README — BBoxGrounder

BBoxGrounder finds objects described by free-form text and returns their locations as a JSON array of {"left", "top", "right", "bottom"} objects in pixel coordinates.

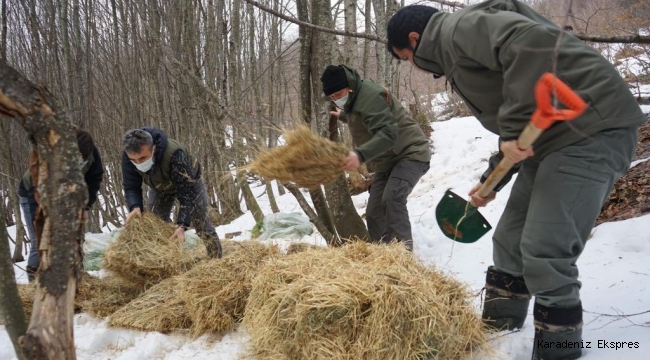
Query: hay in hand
[
  {"left": 178, "top": 242, "right": 280, "bottom": 337},
  {"left": 108, "top": 277, "right": 190, "bottom": 333},
  {"left": 244, "top": 242, "right": 488, "bottom": 360},
  {"left": 103, "top": 213, "right": 205, "bottom": 286},
  {"left": 248, "top": 125, "right": 350, "bottom": 189}
]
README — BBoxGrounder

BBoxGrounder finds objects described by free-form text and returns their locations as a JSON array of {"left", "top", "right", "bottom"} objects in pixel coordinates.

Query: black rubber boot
[
  {"left": 26, "top": 265, "right": 38, "bottom": 283},
  {"left": 206, "top": 238, "right": 223, "bottom": 259},
  {"left": 482, "top": 266, "right": 531, "bottom": 331},
  {"left": 532, "top": 302, "right": 583, "bottom": 360}
]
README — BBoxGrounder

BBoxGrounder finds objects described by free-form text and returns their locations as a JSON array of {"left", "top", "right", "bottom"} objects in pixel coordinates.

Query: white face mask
[
  {"left": 333, "top": 95, "right": 349, "bottom": 109},
  {"left": 131, "top": 146, "right": 155, "bottom": 172}
]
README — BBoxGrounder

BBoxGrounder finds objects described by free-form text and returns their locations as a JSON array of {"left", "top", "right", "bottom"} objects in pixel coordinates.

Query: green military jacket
[
  {"left": 339, "top": 66, "right": 431, "bottom": 173},
  {"left": 413, "top": 0, "right": 645, "bottom": 162}
]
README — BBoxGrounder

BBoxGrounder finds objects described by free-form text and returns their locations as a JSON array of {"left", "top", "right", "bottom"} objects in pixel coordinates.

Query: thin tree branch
[
  {"left": 244, "top": 0, "right": 386, "bottom": 43},
  {"left": 572, "top": 33, "right": 650, "bottom": 44},
  {"left": 282, "top": 182, "right": 339, "bottom": 246},
  {"left": 422, "top": 0, "right": 465, "bottom": 8}
]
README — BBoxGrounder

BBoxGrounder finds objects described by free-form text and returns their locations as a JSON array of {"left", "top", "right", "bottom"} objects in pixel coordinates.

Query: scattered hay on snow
[
  {"left": 244, "top": 242, "right": 488, "bottom": 360},
  {"left": 248, "top": 125, "right": 350, "bottom": 189},
  {"left": 13, "top": 274, "right": 142, "bottom": 321},
  {"left": 108, "top": 241, "right": 279, "bottom": 336}
]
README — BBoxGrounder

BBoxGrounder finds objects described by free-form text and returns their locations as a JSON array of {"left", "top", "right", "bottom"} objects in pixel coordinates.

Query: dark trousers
[
  {"left": 366, "top": 159, "right": 429, "bottom": 250},
  {"left": 147, "top": 181, "right": 221, "bottom": 255},
  {"left": 492, "top": 127, "right": 638, "bottom": 307},
  {"left": 21, "top": 195, "right": 39, "bottom": 269}
]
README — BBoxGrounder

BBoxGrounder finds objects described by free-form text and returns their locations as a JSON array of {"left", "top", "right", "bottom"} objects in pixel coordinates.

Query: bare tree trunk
[
  {"left": 296, "top": 0, "right": 336, "bottom": 237},
  {"left": 362, "top": 0, "right": 372, "bottom": 77},
  {"left": 72, "top": 0, "right": 86, "bottom": 127},
  {"left": 296, "top": 0, "right": 313, "bottom": 124},
  {"left": 344, "top": 0, "right": 357, "bottom": 68},
  {"left": 8, "top": 194, "right": 24, "bottom": 262},
  {"left": 0, "top": 190, "right": 28, "bottom": 359},
  {"left": 235, "top": 130, "right": 264, "bottom": 223},
  {"left": 325, "top": 109, "right": 369, "bottom": 241},
  {"left": 0, "top": 121, "right": 26, "bottom": 262},
  {"left": 265, "top": 180, "right": 280, "bottom": 213},
  {"left": 1, "top": 0, "right": 6, "bottom": 60},
  {"left": 284, "top": 183, "right": 337, "bottom": 245},
  {"left": 372, "top": 0, "right": 388, "bottom": 84},
  {"left": 0, "top": 62, "right": 85, "bottom": 360}
]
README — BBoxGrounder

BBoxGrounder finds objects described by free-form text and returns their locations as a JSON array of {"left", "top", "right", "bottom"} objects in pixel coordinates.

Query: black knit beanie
[{"left": 321, "top": 65, "right": 349, "bottom": 96}]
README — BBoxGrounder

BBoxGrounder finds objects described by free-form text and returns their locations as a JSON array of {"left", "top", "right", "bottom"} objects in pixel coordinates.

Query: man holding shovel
[
  {"left": 387, "top": 1, "right": 645, "bottom": 359},
  {"left": 320, "top": 65, "right": 431, "bottom": 251}
]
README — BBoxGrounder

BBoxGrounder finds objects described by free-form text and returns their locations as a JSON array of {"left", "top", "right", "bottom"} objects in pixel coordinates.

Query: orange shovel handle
[{"left": 477, "top": 73, "right": 587, "bottom": 198}]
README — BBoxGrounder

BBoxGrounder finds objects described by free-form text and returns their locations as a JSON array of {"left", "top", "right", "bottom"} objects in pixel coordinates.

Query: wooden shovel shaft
[
  {"left": 475, "top": 72, "right": 587, "bottom": 199},
  {"left": 477, "top": 123, "right": 543, "bottom": 198}
]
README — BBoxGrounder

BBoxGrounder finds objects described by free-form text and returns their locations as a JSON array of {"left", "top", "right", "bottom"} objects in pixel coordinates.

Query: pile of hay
[
  {"left": 244, "top": 242, "right": 487, "bottom": 360},
  {"left": 178, "top": 243, "right": 280, "bottom": 337},
  {"left": 14, "top": 274, "right": 142, "bottom": 320},
  {"left": 108, "top": 242, "right": 279, "bottom": 336},
  {"left": 16, "top": 283, "right": 36, "bottom": 320},
  {"left": 77, "top": 276, "right": 143, "bottom": 318},
  {"left": 286, "top": 242, "right": 322, "bottom": 254},
  {"left": 108, "top": 276, "right": 190, "bottom": 333},
  {"left": 103, "top": 213, "right": 206, "bottom": 286},
  {"left": 248, "top": 125, "right": 350, "bottom": 189}
]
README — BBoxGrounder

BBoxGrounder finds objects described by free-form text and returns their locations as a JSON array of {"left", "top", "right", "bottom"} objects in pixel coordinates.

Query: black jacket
[{"left": 122, "top": 127, "right": 202, "bottom": 227}]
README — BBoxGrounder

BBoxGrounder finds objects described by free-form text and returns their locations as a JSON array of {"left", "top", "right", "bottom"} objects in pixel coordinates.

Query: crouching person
[{"left": 121, "top": 127, "right": 222, "bottom": 258}]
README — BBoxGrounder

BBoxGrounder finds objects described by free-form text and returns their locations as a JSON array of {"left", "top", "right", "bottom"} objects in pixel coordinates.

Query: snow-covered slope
[{"left": 2, "top": 116, "right": 649, "bottom": 360}]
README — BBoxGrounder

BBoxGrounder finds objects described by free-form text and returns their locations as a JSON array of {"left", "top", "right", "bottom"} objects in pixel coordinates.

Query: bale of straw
[
  {"left": 108, "top": 276, "right": 191, "bottom": 333},
  {"left": 248, "top": 125, "right": 350, "bottom": 189},
  {"left": 103, "top": 213, "right": 205, "bottom": 286},
  {"left": 178, "top": 242, "right": 280, "bottom": 337},
  {"left": 243, "top": 242, "right": 488, "bottom": 360}
]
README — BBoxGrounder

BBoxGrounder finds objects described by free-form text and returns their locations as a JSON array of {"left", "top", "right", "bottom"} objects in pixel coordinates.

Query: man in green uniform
[
  {"left": 386, "top": 1, "right": 645, "bottom": 359},
  {"left": 321, "top": 65, "right": 431, "bottom": 251}
]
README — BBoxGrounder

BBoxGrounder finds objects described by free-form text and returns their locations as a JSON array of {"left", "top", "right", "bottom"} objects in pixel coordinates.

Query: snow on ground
[{"left": 2, "top": 116, "right": 650, "bottom": 359}]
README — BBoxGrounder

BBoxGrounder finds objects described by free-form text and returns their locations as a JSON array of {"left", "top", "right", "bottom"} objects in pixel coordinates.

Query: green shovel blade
[{"left": 435, "top": 189, "right": 492, "bottom": 243}]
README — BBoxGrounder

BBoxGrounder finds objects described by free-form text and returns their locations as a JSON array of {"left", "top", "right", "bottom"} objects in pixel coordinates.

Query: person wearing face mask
[
  {"left": 320, "top": 65, "right": 431, "bottom": 251},
  {"left": 386, "top": 2, "right": 645, "bottom": 359},
  {"left": 121, "top": 127, "right": 222, "bottom": 259},
  {"left": 19, "top": 129, "right": 104, "bottom": 281}
]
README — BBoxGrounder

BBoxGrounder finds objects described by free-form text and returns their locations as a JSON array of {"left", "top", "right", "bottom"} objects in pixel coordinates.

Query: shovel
[{"left": 435, "top": 72, "right": 588, "bottom": 243}]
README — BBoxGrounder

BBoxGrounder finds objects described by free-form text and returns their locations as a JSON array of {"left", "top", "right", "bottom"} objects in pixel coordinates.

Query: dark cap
[{"left": 321, "top": 65, "right": 349, "bottom": 96}]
